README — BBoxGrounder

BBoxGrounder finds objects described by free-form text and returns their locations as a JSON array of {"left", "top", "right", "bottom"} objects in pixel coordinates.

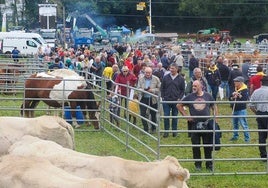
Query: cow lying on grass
[
  {"left": 9, "top": 135, "right": 190, "bottom": 188},
  {"left": 0, "top": 155, "right": 125, "bottom": 188},
  {"left": 0, "top": 116, "right": 74, "bottom": 156}
]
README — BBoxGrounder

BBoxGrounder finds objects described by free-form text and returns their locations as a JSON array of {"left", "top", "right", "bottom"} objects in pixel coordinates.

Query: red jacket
[
  {"left": 124, "top": 58, "right": 134, "bottom": 72},
  {"left": 115, "top": 72, "right": 137, "bottom": 96},
  {"left": 250, "top": 73, "right": 264, "bottom": 93}
]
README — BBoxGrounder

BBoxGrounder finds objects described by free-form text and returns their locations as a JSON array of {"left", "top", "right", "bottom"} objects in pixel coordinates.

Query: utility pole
[
  {"left": 63, "top": 5, "right": 66, "bottom": 48},
  {"left": 148, "top": 0, "right": 152, "bottom": 34},
  {"left": 137, "top": 1, "right": 152, "bottom": 34}
]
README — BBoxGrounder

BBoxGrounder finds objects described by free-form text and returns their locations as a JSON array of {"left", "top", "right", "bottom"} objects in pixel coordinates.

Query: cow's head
[{"left": 165, "top": 156, "right": 190, "bottom": 188}]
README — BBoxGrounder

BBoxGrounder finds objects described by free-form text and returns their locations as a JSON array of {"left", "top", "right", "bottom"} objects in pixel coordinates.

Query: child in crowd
[
  {"left": 128, "top": 93, "right": 139, "bottom": 125},
  {"left": 108, "top": 92, "right": 120, "bottom": 127}
]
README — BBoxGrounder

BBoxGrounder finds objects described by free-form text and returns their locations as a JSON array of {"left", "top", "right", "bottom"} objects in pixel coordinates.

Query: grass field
[
  {"left": 73, "top": 99, "right": 268, "bottom": 187},
  {"left": 75, "top": 129, "right": 267, "bottom": 188},
  {"left": 1, "top": 65, "right": 268, "bottom": 187}
]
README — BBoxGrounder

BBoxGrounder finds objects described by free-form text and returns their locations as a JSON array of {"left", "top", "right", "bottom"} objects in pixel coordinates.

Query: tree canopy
[{"left": 5, "top": 0, "right": 268, "bottom": 36}]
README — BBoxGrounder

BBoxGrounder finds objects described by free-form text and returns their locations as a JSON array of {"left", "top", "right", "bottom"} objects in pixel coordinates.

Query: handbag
[{"left": 195, "top": 121, "right": 209, "bottom": 130}]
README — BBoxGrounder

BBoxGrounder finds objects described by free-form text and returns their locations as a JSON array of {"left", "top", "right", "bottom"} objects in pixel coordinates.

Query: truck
[
  {"left": 73, "top": 27, "right": 94, "bottom": 48},
  {"left": 0, "top": 32, "right": 47, "bottom": 55},
  {"left": 196, "top": 28, "right": 219, "bottom": 42},
  {"left": 39, "top": 29, "right": 57, "bottom": 48},
  {"left": 196, "top": 28, "right": 232, "bottom": 43},
  {"left": 253, "top": 33, "right": 268, "bottom": 44}
]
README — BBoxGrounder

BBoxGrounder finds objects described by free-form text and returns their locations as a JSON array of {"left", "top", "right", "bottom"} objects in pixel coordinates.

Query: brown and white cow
[
  {"left": 0, "top": 116, "right": 74, "bottom": 156},
  {"left": 9, "top": 136, "right": 190, "bottom": 188},
  {"left": 21, "top": 69, "right": 100, "bottom": 129},
  {"left": 0, "top": 155, "right": 125, "bottom": 188}
]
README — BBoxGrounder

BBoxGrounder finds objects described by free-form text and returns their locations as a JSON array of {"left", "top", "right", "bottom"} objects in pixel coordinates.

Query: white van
[{"left": 0, "top": 32, "right": 47, "bottom": 55}]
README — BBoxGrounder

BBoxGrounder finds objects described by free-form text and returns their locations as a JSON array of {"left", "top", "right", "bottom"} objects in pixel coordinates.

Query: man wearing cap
[
  {"left": 249, "top": 76, "right": 268, "bottom": 161},
  {"left": 229, "top": 76, "right": 250, "bottom": 142},
  {"left": 228, "top": 64, "right": 243, "bottom": 96}
]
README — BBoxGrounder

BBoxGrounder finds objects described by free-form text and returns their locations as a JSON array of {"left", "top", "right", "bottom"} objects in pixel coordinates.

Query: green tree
[
  {"left": 24, "top": 0, "right": 42, "bottom": 28},
  {"left": 17, "top": 0, "right": 268, "bottom": 36},
  {"left": 178, "top": 0, "right": 268, "bottom": 35}
]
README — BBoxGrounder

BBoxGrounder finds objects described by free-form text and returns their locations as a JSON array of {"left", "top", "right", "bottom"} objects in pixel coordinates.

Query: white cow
[
  {"left": 9, "top": 136, "right": 190, "bottom": 188},
  {"left": 0, "top": 116, "right": 74, "bottom": 156},
  {"left": 0, "top": 155, "right": 125, "bottom": 188}
]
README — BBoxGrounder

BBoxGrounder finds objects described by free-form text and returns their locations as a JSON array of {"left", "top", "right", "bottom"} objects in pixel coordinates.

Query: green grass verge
[
  {"left": 74, "top": 129, "right": 267, "bottom": 188},
  {"left": 1, "top": 78, "right": 268, "bottom": 188}
]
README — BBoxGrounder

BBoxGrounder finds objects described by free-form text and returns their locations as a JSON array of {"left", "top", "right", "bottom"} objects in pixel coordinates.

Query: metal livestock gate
[{"left": 0, "top": 58, "right": 267, "bottom": 176}]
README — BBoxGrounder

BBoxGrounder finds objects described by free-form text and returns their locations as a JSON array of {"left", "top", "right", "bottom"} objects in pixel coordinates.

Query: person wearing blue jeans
[
  {"left": 232, "top": 109, "right": 250, "bottom": 142},
  {"left": 137, "top": 67, "right": 161, "bottom": 133},
  {"left": 229, "top": 76, "right": 250, "bottom": 142},
  {"left": 162, "top": 102, "right": 179, "bottom": 137},
  {"left": 161, "top": 63, "right": 185, "bottom": 138},
  {"left": 220, "top": 80, "right": 230, "bottom": 98},
  {"left": 217, "top": 57, "right": 230, "bottom": 99}
]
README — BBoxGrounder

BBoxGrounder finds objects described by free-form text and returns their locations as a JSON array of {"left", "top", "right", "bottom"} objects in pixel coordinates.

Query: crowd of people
[{"left": 37, "top": 42, "right": 267, "bottom": 171}]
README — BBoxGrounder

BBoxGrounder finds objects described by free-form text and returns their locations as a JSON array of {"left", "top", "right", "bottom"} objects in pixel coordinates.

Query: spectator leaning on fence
[
  {"left": 114, "top": 66, "right": 137, "bottom": 118},
  {"left": 137, "top": 66, "right": 161, "bottom": 133},
  {"left": 184, "top": 67, "right": 210, "bottom": 137},
  {"left": 249, "top": 75, "right": 268, "bottom": 162},
  {"left": 177, "top": 80, "right": 218, "bottom": 172},
  {"left": 11, "top": 47, "right": 20, "bottom": 62},
  {"left": 161, "top": 63, "right": 185, "bottom": 138},
  {"left": 229, "top": 76, "right": 250, "bottom": 143}
]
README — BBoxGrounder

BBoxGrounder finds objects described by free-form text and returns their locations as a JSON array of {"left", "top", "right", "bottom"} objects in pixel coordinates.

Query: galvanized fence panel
[
  {"left": 97, "top": 78, "right": 268, "bottom": 175},
  {"left": 0, "top": 57, "right": 267, "bottom": 176}
]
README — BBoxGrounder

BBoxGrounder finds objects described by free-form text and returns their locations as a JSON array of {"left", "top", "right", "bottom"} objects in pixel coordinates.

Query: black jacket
[
  {"left": 161, "top": 74, "right": 185, "bottom": 101},
  {"left": 217, "top": 63, "right": 230, "bottom": 81}
]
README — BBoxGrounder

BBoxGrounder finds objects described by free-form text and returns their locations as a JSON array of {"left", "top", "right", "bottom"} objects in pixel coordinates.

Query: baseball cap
[{"left": 233, "top": 76, "right": 244, "bottom": 82}]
